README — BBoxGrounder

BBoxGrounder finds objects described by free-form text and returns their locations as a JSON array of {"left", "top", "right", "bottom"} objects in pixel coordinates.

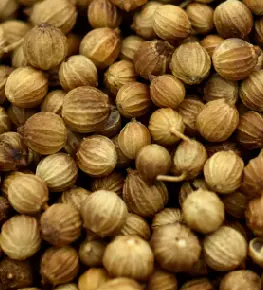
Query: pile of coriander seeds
[{"left": 0, "top": 0, "right": 263, "bottom": 289}]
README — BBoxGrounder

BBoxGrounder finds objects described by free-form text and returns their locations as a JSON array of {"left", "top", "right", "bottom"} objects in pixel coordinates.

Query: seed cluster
[{"left": 0, "top": 0, "right": 263, "bottom": 290}]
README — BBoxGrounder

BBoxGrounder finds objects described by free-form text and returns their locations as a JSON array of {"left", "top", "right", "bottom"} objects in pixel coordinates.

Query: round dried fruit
[
  {"left": 41, "top": 203, "right": 82, "bottom": 246},
  {"left": 61, "top": 86, "right": 110, "bottom": 133},
  {"left": 23, "top": 23, "right": 68, "bottom": 70},
  {"left": 196, "top": 99, "right": 239, "bottom": 142},
  {"left": 118, "top": 120, "right": 151, "bottom": 160},
  {"left": 212, "top": 38, "right": 259, "bottom": 80},
  {"left": 77, "top": 135, "right": 117, "bottom": 177},
  {"left": 204, "top": 226, "right": 247, "bottom": 271},
  {"left": 41, "top": 246, "right": 79, "bottom": 286},
  {"left": 80, "top": 28, "right": 121, "bottom": 69},
  {"left": 123, "top": 169, "right": 168, "bottom": 218},
  {"left": 36, "top": 153, "right": 78, "bottom": 192},
  {"left": 103, "top": 236, "right": 154, "bottom": 280},
  {"left": 116, "top": 82, "right": 152, "bottom": 118},
  {"left": 204, "top": 150, "right": 244, "bottom": 194},
  {"left": 5, "top": 66, "right": 48, "bottom": 108},
  {"left": 0, "top": 215, "right": 41, "bottom": 260},
  {"left": 150, "top": 75, "right": 185, "bottom": 109},
  {"left": 151, "top": 223, "right": 201, "bottom": 272},
  {"left": 81, "top": 190, "right": 128, "bottom": 237},
  {"left": 59, "top": 55, "right": 98, "bottom": 91},
  {"left": 136, "top": 144, "right": 171, "bottom": 184},
  {"left": 183, "top": 188, "right": 224, "bottom": 234},
  {"left": 30, "top": 0, "right": 77, "bottom": 34},
  {"left": 23, "top": 112, "right": 67, "bottom": 155},
  {"left": 8, "top": 174, "right": 48, "bottom": 215},
  {"left": 134, "top": 40, "right": 173, "bottom": 79},
  {"left": 170, "top": 42, "right": 211, "bottom": 85}
]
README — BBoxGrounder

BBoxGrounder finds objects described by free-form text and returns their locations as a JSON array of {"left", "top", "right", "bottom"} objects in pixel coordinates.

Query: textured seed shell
[
  {"left": 152, "top": 208, "right": 183, "bottom": 230},
  {"left": 109, "top": 0, "right": 147, "bottom": 11},
  {"left": 104, "top": 60, "right": 137, "bottom": 96},
  {"left": 59, "top": 55, "right": 98, "bottom": 92},
  {"left": 78, "top": 269, "right": 110, "bottom": 290},
  {"left": 248, "top": 237, "right": 263, "bottom": 267},
  {"left": 120, "top": 35, "right": 144, "bottom": 61},
  {"left": 219, "top": 270, "right": 261, "bottom": 290},
  {"left": 243, "top": 0, "right": 263, "bottom": 15},
  {"left": 30, "top": 0, "right": 77, "bottom": 34},
  {"left": 24, "top": 112, "right": 67, "bottom": 155},
  {"left": 237, "top": 111, "right": 263, "bottom": 149},
  {"left": 133, "top": 40, "right": 173, "bottom": 79},
  {"left": 97, "top": 278, "right": 143, "bottom": 290},
  {"left": 0, "top": 0, "right": 18, "bottom": 21},
  {"left": 103, "top": 236, "right": 154, "bottom": 280},
  {"left": 170, "top": 42, "right": 211, "bottom": 85},
  {"left": 0, "top": 132, "right": 28, "bottom": 171},
  {"left": 0, "top": 107, "right": 11, "bottom": 134},
  {"left": 215, "top": 0, "right": 253, "bottom": 39},
  {"left": 241, "top": 154, "right": 263, "bottom": 199},
  {"left": 118, "top": 120, "right": 151, "bottom": 159},
  {"left": 204, "top": 151, "right": 244, "bottom": 194},
  {"left": 204, "top": 74, "right": 238, "bottom": 104},
  {"left": 150, "top": 75, "right": 185, "bottom": 109},
  {"left": 183, "top": 189, "right": 224, "bottom": 234},
  {"left": 200, "top": 34, "right": 224, "bottom": 57},
  {"left": 119, "top": 213, "right": 151, "bottom": 240},
  {"left": 0, "top": 215, "right": 41, "bottom": 260},
  {"left": 62, "top": 86, "right": 110, "bottom": 133},
  {"left": 41, "top": 90, "right": 65, "bottom": 115},
  {"left": 112, "top": 135, "right": 132, "bottom": 168},
  {"left": 80, "top": 190, "right": 128, "bottom": 237},
  {"left": 2, "top": 20, "right": 31, "bottom": 44},
  {"left": 177, "top": 97, "right": 205, "bottom": 136},
  {"left": 79, "top": 28, "right": 121, "bottom": 69},
  {"left": 204, "top": 226, "right": 247, "bottom": 271},
  {"left": 240, "top": 70, "right": 263, "bottom": 112},
  {"left": 151, "top": 223, "right": 201, "bottom": 272},
  {"left": 149, "top": 108, "right": 185, "bottom": 146},
  {"left": 0, "top": 257, "right": 34, "bottom": 290},
  {"left": 90, "top": 171, "right": 124, "bottom": 196},
  {"left": 152, "top": 5, "right": 191, "bottom": 41},
  {"left": 5, "top": 66, "right": 48, "bottom": 108},
  {"left": 136, "top": 144, "right": 171, "bottom": 184},
  {"left": 147, "top": 270, "right": 178, "bottom": 290},
  {"left": 88, "top": 0, "right": 121, "bottom": 29},
  {"left": 132, "top": 2, "right": 161, "bottom": 40},
  {"left": 212, "top": 38, "right": 259, "bottom": 80},
  {"left": 78, "top": 239, "right": 106, "bottom": 267},
  {"left": 36, "top": 153, "right": 78, "bottom": 192},
  {"left": 180, "top": 278, "right": 213, "bottom": 290},
  {"left": 56, "top": 283, "right": 79, "bottom": 290},
  {"left": 186, "top": 3, "right": 214, "bottom": 34},
  {"left": 196, "top": 99, "right": 239, "bottom": 142},
  {"left": 8, "top": 174, "right": 48, "bottom": 215},
  {"left": 223, "top": 191, "right": 248, "bottom": 219},
  {"left": 96, "top": 109, "right": 121, "bottom": 138},
  {"left": 0, "top": 66, "right": 13, "bottom": 105},
  {"left": 23, "top": 24, "right": 68, "bottom": 71},
  {"left": 245, "top": 196, "right": 263, "bottom": 236},
  {"left": 116, "top": 82, "right": 152, "bottom": 118},
  {"left": 41, "top": 246, "right": 79, "bottom": 286},
  {"left": 123, "top": 169, "right": 168, "bottom": 218},
  {"left": 60, "top": 187, "right": 91, "bottom": 211},
  {"left": 172, "top": 140, "right": 207, "bottom": 180},
  {"left": 41, "top": 203, "right": 82, "bottom": 246},
  {"left": 7, "top": 105, "right": 36, "bottom": 128},
  {"left": 12, "top": 45, "right": 28, "bottom": 68},
  {"left": 77, "top": 135, "right": 117, "bottom": 177}
]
